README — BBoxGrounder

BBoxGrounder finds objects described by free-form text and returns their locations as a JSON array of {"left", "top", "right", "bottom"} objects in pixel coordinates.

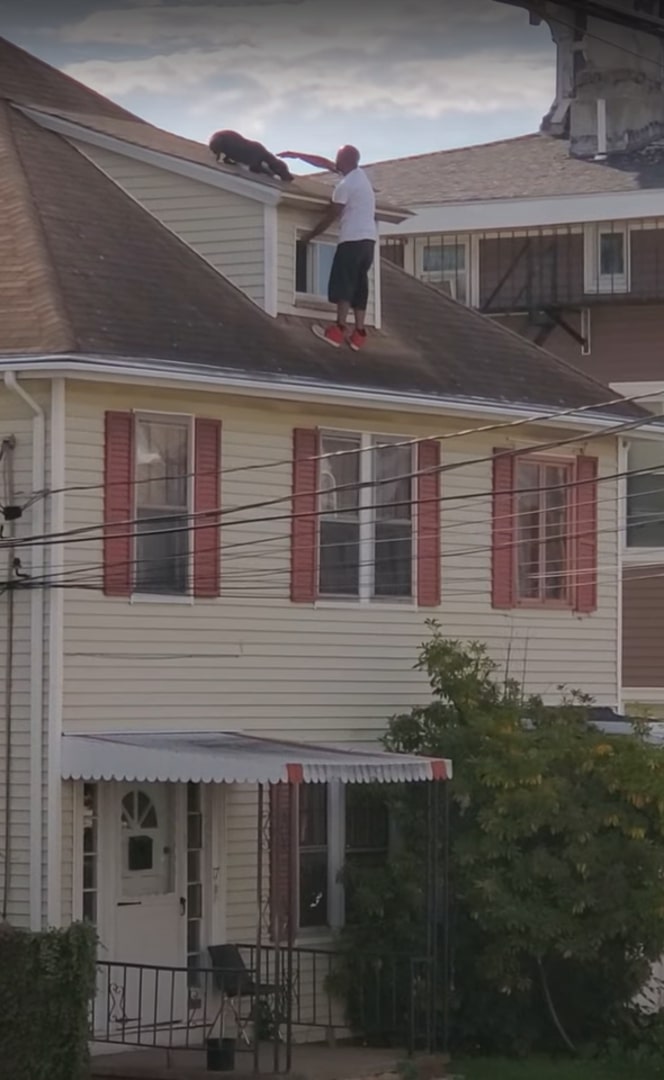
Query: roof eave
[
  {"left": 0, "top": 353, "right": 652, "bottom": 435},
  {"left": 17, "top": 104, "right": 282, "bottom": 207},
  {"left": 380, "top": 186, "right": 664, "bottom": 235}
]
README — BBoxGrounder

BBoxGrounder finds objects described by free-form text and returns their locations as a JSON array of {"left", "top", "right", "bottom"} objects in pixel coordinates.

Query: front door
[{"left": 113, "top": 783, "right": 186, "bottom": 1032}]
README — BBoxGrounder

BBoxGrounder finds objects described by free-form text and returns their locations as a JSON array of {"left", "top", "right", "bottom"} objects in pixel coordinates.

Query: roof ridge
[
  {"left": 380, "top": 259, "right": 642, "bottom": 413},
  {"left": 363, "top": 132, "right": 542, "bottom": 170},
  {"left": 0, "top": 103, "right": 74, "bottom": 350}
]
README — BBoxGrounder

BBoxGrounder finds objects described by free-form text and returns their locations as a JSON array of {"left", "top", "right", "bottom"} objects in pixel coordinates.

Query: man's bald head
[{"left": 335, "top": 144, "right": 360, "bottom": 175}]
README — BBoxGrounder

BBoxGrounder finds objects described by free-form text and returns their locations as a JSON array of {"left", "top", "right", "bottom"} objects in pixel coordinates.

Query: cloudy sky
[{"left": 2, "top": 0, "right": 556, "bottom": 167}]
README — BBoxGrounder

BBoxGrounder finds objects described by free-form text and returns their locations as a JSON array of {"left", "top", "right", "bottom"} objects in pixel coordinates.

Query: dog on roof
[{"left": 208, "top": 130, "right": 293, "bottom": 182}]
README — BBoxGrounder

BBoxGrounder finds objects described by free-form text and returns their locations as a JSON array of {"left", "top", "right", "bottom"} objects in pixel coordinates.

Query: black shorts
[{"left": 328, "top": 240, "right": 375, "bottom": 310}]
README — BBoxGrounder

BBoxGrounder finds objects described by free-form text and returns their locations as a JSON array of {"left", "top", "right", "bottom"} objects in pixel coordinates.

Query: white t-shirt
[{"left": 332, "top": 167, "right": 377, "bottom": 244}]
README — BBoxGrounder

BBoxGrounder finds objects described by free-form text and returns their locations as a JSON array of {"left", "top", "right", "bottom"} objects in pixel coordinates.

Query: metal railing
[
  {"left": 381, "top": 219, "right": 664, "bottom": 314},
  {"left": 91, "top": 944, "right": 442, "bottom": 1067}
]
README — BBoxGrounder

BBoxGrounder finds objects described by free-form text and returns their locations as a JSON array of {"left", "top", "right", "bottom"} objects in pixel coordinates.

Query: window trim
[
  {"left": 513, "top": 454, "right": 575, "bottom": 610},
  {"left": 584, "top": 222, "right": 630, "bottom": 294},
  {"left": 316, "top": 428, "right": 417, "bottom": 606},
  {"left": 131, "top": 410, "right": 194, "bottom": 600},
  {"left": 415, "top": 235, "right": 470, "bottom": 303}
]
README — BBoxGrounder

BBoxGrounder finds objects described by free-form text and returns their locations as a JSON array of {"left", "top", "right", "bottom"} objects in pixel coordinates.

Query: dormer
[{"left": 22, "top": 106, "right": 408, "bottom": 330}]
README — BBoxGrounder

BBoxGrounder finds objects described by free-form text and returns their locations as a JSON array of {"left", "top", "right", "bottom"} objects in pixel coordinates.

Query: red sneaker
[
  {"left": 312, "top": 323, "right": 346, "bottom": 348},
  {"left": 349, "top": 329, "right": 368, "bottom": 351}
]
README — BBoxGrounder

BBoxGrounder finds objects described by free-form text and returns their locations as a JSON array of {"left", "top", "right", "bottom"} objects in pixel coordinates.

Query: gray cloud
[{"left": 56, "top": 0, "right": 553, "bottom": 138}]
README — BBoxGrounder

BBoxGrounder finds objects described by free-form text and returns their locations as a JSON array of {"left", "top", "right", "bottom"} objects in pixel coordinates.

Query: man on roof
[{"left": 280, "top": 144, "right": 376, "bottom": 351}]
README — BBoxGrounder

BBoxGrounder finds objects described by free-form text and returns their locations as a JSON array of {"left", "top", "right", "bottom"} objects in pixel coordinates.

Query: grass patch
[{"left": 451, "top": 1055, "right": 660, "bottom": 1080}]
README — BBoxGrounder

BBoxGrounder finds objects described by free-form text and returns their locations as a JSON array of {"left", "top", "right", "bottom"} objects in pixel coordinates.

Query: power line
[
  {"left": 21, "top": 387, "right": 660, "bottom": 507},
  {"left": 5, "top": 408, "right": 659, "bottom": 554}
]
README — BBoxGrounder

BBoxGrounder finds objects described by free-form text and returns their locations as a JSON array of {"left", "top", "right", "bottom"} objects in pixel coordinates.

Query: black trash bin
[{"left": 206, "top": 1036, "right": 236, "bottom": 1072}]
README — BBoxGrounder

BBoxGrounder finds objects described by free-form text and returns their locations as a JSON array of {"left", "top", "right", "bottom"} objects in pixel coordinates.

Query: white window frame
[
  {"left": 316, "top": 429, "right": 417, "bottom": 606},
  {"left": 415, "top": 235, "right": 470, "bottom": 303},
  {"left": 131, "top": 410, "right": 195, "bottom": 603},
  {"left": 294, "top": 231, "right": 337, "bottom": 302},
  {"left": 584, "top": 222, "right": 630, "bottom": 294}
]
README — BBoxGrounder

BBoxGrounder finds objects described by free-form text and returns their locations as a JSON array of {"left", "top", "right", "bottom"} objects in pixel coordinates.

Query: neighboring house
[
  {"left": 0, "top": 34, "right": 654, "bottom": 1054},
  {"left": 364, "top": 5, "right": 664, "bottom": 721}
]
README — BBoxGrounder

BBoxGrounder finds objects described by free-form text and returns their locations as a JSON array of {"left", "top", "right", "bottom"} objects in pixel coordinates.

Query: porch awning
[{"left": 61, "top": 731, "right": 452, "bottom": 785}]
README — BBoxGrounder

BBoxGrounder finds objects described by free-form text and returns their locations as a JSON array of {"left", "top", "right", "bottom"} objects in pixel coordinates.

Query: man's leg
[
  {"left": 348, "top": 243, "right": 374, "bottom": 350},
  {"left": 313, "top": 244, "right": 353, "bottom": 347},
  {"left": 337, "top": 300, "right": 351, "bottom": 328}
]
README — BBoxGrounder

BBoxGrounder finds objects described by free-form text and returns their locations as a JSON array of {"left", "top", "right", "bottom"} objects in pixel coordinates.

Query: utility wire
[{"left": 4, "top": 408, "right": 660, "bottom": 554}]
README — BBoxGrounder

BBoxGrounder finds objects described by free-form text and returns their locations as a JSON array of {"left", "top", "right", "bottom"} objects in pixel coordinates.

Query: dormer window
[{"left": 295, "top": 236, "right": 336, "bottom": 299}]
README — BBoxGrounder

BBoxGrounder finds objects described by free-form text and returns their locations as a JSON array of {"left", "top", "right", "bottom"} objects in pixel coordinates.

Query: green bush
[
  {"left": 332, "top": 628, "right": 664, "bottom": 1057},
  {"left": 0, "top": 921, "right": 97, "bottom": 1080}
]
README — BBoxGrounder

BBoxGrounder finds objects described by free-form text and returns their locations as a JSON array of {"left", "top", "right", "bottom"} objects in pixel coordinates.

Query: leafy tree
[{"left": 332, "top": 626, "right": 664, "bottom": 1056}]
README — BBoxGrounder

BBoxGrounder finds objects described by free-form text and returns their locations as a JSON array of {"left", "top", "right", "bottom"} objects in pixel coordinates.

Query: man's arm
[
  {"left": 278, "top": 150, "right": 339, "bottom": 171},
  {"left": 301, "top": 201, "right": 342, "bottom": 244}
]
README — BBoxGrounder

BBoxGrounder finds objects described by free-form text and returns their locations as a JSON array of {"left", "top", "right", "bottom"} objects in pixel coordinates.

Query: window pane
[
  {"left": 543, "top": 468, "right": 568, "bottom": 599},
  {"left": 135, "top": 511, "right": 189, "bottom": 594},
  {"left": 187, "top": 812, "right": 203, "bottom": 850},
  {"left": 373, "top": 442, "right": 412, "bottom": 597},
  {"left": 315, "top": 244, "right": 336, "bottom": 295},
  {"left": 422, "top": 243, "right": 465, "bottom": 273},
  {"left": 299, "top": 851, "right": 328, "bottom": 928},
  {"left": 599, "top": 232, "right": 624, "bottom": 276},
  {"left": 319, "top": 520, "right": 360, "bottom": 595},
  {"left": 136, "top": 419, "right": 188, "bottom": 510},
  {"left": 128, "top": 835, "right": 153, "bottom": 872},
  {"left": 346, "top": 787, "right": 389, "bottom": 852},
  {"left": 516, "top": 462, "right": 541, "bottom": 599},
  {"left": 627, "top": 474, "right": 664, "bottom": 546},
  {"left": 83, "top": 891, "right": 97, "bottom": 924},
  {"left": 319, "top": 435, "right": 361, "bottom": 596},
  {"left": 299, "top": 784, "right": 327, "bottom": 848},
  {"left": 295, "top": 239, "right": 308, "bottom": 293},
  {"left": 374, "top": 524, "right": 412, "bottom": 597}
]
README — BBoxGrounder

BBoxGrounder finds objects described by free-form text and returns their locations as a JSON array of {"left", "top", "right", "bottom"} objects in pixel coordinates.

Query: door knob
[{"left": 180, "top": 896, "right": 186, "bottom": 916}]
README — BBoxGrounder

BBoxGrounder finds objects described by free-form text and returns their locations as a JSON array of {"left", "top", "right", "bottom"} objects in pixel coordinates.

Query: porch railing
[{"left": 91, "top": 944, "right": 444, "bottom": 1068}]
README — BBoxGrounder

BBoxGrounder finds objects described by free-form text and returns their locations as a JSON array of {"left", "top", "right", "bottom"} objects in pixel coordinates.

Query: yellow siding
[
  {"left": 70, "top": 142, "right": 266, "bottom": 308},
  {"left": 60, "top": 379, "right": 619, "bottom": 948},
  {"left": 277, "top": 204, "right": 378, "bottom": 325}
]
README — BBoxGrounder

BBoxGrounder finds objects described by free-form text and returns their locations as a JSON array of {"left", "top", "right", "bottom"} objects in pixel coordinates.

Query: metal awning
[{"left": 61, "top": 730, "right": 452, "bottom": 785}]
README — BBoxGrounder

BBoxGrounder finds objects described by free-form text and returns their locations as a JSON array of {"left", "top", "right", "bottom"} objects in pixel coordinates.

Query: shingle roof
[
  {"left": 0, "top": 36, "right": 647, "bottom": 423},
  {"left": 348, "top": 133, "right": 664, "bottom": 206}
]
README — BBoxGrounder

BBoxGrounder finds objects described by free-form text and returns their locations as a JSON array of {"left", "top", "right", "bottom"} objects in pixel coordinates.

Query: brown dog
[{"left": 208, "top": 130, "right": 293, "bottom": 181}]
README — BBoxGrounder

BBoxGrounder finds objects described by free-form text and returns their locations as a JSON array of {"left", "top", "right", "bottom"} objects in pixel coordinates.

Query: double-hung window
[
  {"left": 134, "top": 415, "right": 191, "bottom": 596},
  {"left": 514, "top": 458, "right": 573, "bottom": 604},
  {"left": 318, "top": 433, "right": 413, "bottom": 600},
  {"left": 584, "top": 223, "right": 629, "bottom": 294}
]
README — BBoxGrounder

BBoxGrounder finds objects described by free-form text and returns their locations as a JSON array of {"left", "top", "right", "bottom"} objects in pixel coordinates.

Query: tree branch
[{"left": 538, "top": 957, "right": 576, "bottom": 1054}]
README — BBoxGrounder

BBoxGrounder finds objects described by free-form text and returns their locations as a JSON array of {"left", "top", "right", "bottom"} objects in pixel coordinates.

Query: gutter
[
  {"left": 0, "top": 355, "right": 658, "bottom": 438},
  {"left": 3, "top": 372, "right": 45, "bottom": 930}
]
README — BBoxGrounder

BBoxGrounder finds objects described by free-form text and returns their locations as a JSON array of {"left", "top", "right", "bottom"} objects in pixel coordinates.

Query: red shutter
[
  {"left": 291, "top": 428, "right": 319, "bottom": 603},
  {"left": 193, "top": 418, "right": 221, "bottom": 599},
  {"left": 492, "top": 448, "right": 515, "bottom": 609},
  {"left": 103, "top": 411, "right": 134, "bottom": 597},
  {"left": 269, "top": 782, "right": 297, "bottom": 944},
  {"left": 574, "top": 454, "right": 598, "bottom": 614},
  {"left": 417, "top": 439, "right": 441, "bottom": 607}
]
